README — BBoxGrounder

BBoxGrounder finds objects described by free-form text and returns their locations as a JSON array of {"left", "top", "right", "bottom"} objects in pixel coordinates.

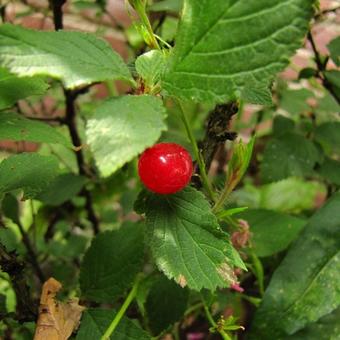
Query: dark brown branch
[
  {"left": 16, "top": 222, "right": 45, "bottom": 284},
  {"left": 200, "top": 102, "right": 238, "bottom": 172},
  {"left": 307, "top": 32, "right": 340, "bottom": 105},
  {"left": 0, "top": 243, "right": 37, "bottom": 322},
  {"left": 64, "top": 90, "right": 100, "bottom": 234},
  {"left": 49, "top": 0, "right": 66, "bottom": 30},
  {"left": 49, "top": 0, "right": 100, "bottom": 235}
]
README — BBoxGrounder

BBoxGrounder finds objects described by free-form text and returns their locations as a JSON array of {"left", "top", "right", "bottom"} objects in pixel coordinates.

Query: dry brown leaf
[{"left": 34, "top": 277, "right": 85, "bottom": 340}]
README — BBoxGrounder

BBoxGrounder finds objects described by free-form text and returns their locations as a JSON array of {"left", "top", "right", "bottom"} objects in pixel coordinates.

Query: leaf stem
[
  {"left": 212, "top": 185, "right": 233, "bottom": 213},
  {"left": 133, "top": 1, "right": 160, "bottom": 50},
  {"left": 101, "top": 276, "right": 141, "bottom": 340},
  {"left": 177, "top": 101, "right": 216, "bottom": 202},
  {"left": 201, "top": 295, "right": 231, "bottom": 340}
]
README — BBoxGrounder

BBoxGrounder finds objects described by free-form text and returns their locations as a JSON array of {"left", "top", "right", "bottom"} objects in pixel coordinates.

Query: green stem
[
  {"left": 135, "top": 2, "right": 160, "bottom": 50},
  {"left": 101, "top": 277, "right": 141, "bottom": 340},
  {"left": 177, "top": 101, "right": 216, "bottom": 202},
  {"left": 212, "top": 184, "right": 233, "bottom": 213},
  {"left": 201, "top": 295, "right": 231, "bottom": 340}
]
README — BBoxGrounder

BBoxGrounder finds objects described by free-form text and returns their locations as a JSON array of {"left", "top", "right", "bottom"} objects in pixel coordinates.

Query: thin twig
[
  {"left": 315, "top": 6, "right": 340, "bottom": 20},
  {"left": 307, "top": 31, "right": 340, "bottom": 105},
  {"left": 17, "top": 221, "right": 45, "bottom": 284},
  {"left": 50, "top": 0, "right": 100, "bottom": 234}
]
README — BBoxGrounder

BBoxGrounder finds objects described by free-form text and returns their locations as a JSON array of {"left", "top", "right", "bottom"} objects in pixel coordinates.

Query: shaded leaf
[
  {"left": 80, "top": 223, "right": 144, "bottom": 303},
  {"left": 249, "top": 193, "right": 340, "bottom": 339},
  {"left": 280, "top": 88, "right": 313, "bottom": 115},
  {"left": 328, "top": 36, "right": 340, "bottom": 67},
  {"left": 317, "top": 157, "right": 340, "bottom": 186},
  {"left": 0, "top": 153, "right": 59, "bottom": 200},
  {"left": 0, "top": 112, "right": 71, "bottom": 147},
  {"left": 315, "top": 122, "right": 340, "bottom": 156},
  {"left": 37, "top": 173, "right": 86, "bottom": 205},
  {"left": 0, "top": 24, "right": 133, "bottom": 89},
  {"left": 286, "top": 307, "right": 340, "bottom": 340},
  {"left": 86, "top": 95, "right": 167, "bottom": 177},
  {"left": 146, "top": 275, "right": 188, "bottom": 335},
  {"left": 76, "top": 309, "right": 150, "bottom": 340},
  {"left": 260, "top": 133, "right": 320, "bottom": 183},
  {"left": 162, "top": 0, "right": 314, "bottom": 104}
]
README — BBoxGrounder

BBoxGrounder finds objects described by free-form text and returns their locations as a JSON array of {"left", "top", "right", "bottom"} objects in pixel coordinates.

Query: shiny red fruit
[{"left": 138, "top": 143, "right": 193, "bottom": 194}]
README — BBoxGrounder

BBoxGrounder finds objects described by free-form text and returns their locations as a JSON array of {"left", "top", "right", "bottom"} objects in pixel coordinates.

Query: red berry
[{"left": 138, "top": 143, "right": 193, "bottom": 194}]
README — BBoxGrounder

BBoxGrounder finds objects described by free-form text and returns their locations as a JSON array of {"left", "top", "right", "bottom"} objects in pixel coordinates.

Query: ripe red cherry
[{"left": 138, "top": 143, "right": 193, "bottom": 194}]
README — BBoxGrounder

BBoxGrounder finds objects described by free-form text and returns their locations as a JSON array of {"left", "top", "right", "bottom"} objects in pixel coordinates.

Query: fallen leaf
[{"left": 34, "top": 277, "right": 85, "bottom": 340}]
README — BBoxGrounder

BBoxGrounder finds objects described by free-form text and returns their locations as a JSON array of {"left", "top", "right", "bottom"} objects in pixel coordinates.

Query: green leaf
[
  {"left": 145, "top": 275, "right": 188, "bottom": 335},
  {"left": 162, "top": 0, "right": 314, "bottom": 104},
  {"left": 144, "top": 186, "right": 245, "bottom": 291},
  {"left": 260, "top": 178, "right": 326, "bottom": 214},
  {"left": 1, "top": 194, "right": 20, "bottom": 225},
  {"left": 249, "top": 193, "right": 340, "bottom": 339},
  {"left": 0, "top": 112, "right": 71, "bottom": 147},
  {"left": 80, "top": 223, "right": 144, "bottom": 303},
  {"left": 280, "top": 88, "right": 314, "bottom": 115},
  {"left": 76, "top": 308, "right": 150, "bottom": 340},
  {"left": 0, "top": 24, "right": 133, "bottom": 89},
  {"left": 328, "top": 36, "right": 340, "bottom": 67},
  {"left": 260, "top": 133, "right": 320, "bottom": 183},
  {"left": 36, "top": 173, "right": 86, "bottom": 205},
  {"left": 86, "top": 95, "right": 167, "bottom": 177},
  {"left": 272, "top": 115, "right": 295, "bottom": 136},
  {"left": 315, "top": 122, "right": 340, "bottom": 156},
  {"left": 317, "top": 157, "right": 340, "bottom": 186},
  {"left": 0, "top": 68, "right": 48, "bottom": 109},
  {"left": 238, "top": 209, "right": 306, "bottom": 257},
  {"left": 0, "top": 153, "right": 59, "bottom": 200},
  {"left": 135, "top": 50, "right": 166, "bottom": 90},
  {"left": 286, "top": 307, "right": 340, "bottom": 340},
  {"left": 232, "top": 178, "right": 327, "bottom": 214}
]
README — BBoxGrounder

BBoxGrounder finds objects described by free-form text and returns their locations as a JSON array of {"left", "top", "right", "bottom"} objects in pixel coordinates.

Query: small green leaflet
[
  {"left": 135, "top": 50, "right": 166, "bottom": 91},
  {"left": 249, "top": 192, "right": 340, "bottom": 339},
  {"left": 0, "top": 112, "right": 71, "bottom": 147},
  {"left": 79, "top": 223, "right": 144, "bottom": 303},
  {"left": 328, "top": 36, "right": 340, "bottom": 67},
  {"left": 0, "top": 153, "right": 59, "bottom": 200},
  {"left": 86, "top": 95, "right": 167, "bottom": 177},
  {"left": 76, "top": 309, "right": 150, "bottom": 340},
  {"left": 0, "top": 68, "right": 48, "bottom": 109},
  {"left": 162, "top": 0, "right": 314, "bottom": 104},
  {"left": 144, "top": 186, "right": 245, "bottom": 291},
  {"left": 0, "top": 24, "right": 133, "bottom": 89}
]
